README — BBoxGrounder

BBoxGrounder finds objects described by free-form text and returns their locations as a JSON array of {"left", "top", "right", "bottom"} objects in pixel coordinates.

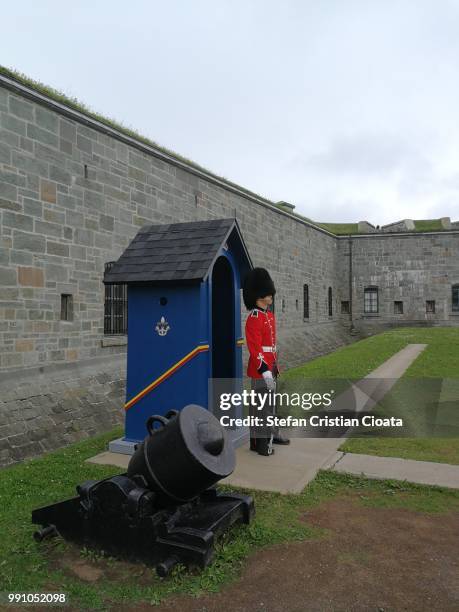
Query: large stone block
[
  {"left": 15, "top": 338, "right": 34, "bottom": 352},
  {"left": 76, "top": 134, "right": 92, "bottom": 154},
  {"left": 40, "top": 179, "right": 57, "bottom": 203},
  {"left": 0, "top": 169, "right": 26, "bottom": 187},
  {"left": 35, "top": 220, "right": 62, "bottom": 238},
  {"left": 9, "top": 96, "right": 34, "bottom": 121},
  {"left": 0, "top": 140, "right": 11, "bottom": 164},
  {"left": 2, "top": 211, "right": 33, "bottom": 232},
  {"left": 56, "top": 193, "right": 77, "bottom": 210},
  {"left": 99, "top": 214, "right": 114, "bottom": 231},
  {"left": 13, "top": 231, "right": 46, "bottom": 253},
  {"left": 59, "top": 118, "right": 76, "bottom": 143},
  {"left": 18, "top": 266, "right": 44, "bottom": 287},
  {"left": 0, "top": 198, "right": 20, "bottom": 212},
  {"left": 0, "top": 111, "right": 27, "bottom": 136},
  {"left": 27, "top": 124, "right": 59, "bottom": 148},
  {"left": 23, "top": 198, "right": 43, "bottom": 217},
  {"left": 0, "top": 181, "right": 17, "bottom": 201},
  {"left": 45, "top": 262, "right": 68, "bottom": 282},
  {"left": 12, "top": 150, "right": 48, "bottom": 177},
  {"left": 0, "top": 267, "right": 17, "bottom": 286},
  {"left": 35, "top": 106, "right": 59, "bottom": 133},
  {"left": 46, "top": 241, "right": 69, "bottom": 257}
]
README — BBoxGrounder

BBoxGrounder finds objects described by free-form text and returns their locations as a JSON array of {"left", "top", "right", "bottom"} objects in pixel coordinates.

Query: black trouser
[{"left": 249, "top": 377, "right": 277, "bottom": 455}]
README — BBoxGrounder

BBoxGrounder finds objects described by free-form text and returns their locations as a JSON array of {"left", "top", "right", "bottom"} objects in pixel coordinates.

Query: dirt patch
[
  {"left": 42, "top": 495, "right": 459, "bottom": 611},
  {"left": 59, "top": 558, "right": 104, "bottom": 583},
  {"left": 119, "top": 495, "right": 459, "bottom": 612},
  {"left": 46, "top": 543, "right": 157, "bottom": 588}
]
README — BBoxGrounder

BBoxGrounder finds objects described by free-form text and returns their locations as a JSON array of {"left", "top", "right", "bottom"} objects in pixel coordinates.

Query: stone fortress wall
[{"left": 0, "top": 73, "right": 458, "bottom": 466}]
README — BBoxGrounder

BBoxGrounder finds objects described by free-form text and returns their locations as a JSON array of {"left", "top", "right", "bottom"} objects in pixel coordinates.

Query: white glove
[{"left": 262, "top": 370, "right": 276, "bottom": 391}]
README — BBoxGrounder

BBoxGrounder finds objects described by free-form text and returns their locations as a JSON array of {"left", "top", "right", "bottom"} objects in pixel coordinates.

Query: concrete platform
[
  {"left": 325, "top": 451, "right": 459, "bottom": 490},
  {"left": 88, "top": 343, "right": 435, "bottom": 494},
  {"left": 221, "top": 438, "right": 341, "bottom": 493},
  {"left": 86, "top": 450, "right": 130, "bottom": 469}
]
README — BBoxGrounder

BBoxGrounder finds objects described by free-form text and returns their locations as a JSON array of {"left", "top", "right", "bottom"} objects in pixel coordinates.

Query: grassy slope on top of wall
[
  {"left": 315, "top": 222, "right": 360, "bottom": 235},
  {"left": 5, "top": 66, "right": 453, "bottom": 238},
  {"left": 336, "top": 327, "right": 459, "bottom": 464},
  {"left": 317, "top": 219, "right": 454, "bottom": 235},
  {"left": 414, "top": 219, "right": 444, "bottom": 231},
  {"left": 0, "top": 64, "right": 327, "bottom": 233},
  {"left": 0, "top": 64, "right": 274, "bottom": 206}
]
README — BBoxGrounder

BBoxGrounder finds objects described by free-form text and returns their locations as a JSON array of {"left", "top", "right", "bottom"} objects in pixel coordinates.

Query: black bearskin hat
[{"left": 242, "top": 267, "right": 276, "bottom": 309}]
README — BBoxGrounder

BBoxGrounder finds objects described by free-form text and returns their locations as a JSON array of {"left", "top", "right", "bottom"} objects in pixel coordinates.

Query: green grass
[
  {"left": 315, "top": 222, "right": 360, "bottom": 235},
  {"left": 314, "top": 219, "right": 454, "bottom": 235},
  {"left": 401, "top": 327, "right": 459, "bottom": 377},
  {"left": 1, "top": 428, "right": 457, "bottom": 609},
  {"left": 335, "top": 327, "right": 459, "bottom": 463},
  {"left": 340, "top": 438, "right": 459, "bottom": 464},
  {"left": 283, "top": 328, "right": 411, "bottom": 379},
  {"left": 414, "top": 219, "right": 444, "bottom": 232}
]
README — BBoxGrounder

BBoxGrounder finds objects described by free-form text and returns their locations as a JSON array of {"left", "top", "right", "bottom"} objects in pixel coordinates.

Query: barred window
[
  {"left": 104, "top": 262, "right": 128, "bottom": 334},
  {"left": 303, "top": 284, "right": 309, "bottom": 319},
  {"left": 452, "top": 285, "right": 459, "bottom": 312},
  {"left": 341, "top": 300, "right": 350, "bottom": 314},
  {"left": 426, "top": 300, "right": 435, "bottom": 314},
  {"left": 364, "top": 287, "right": 378, "bottom": 313},
  {"left": 328, "top": 287, "right": 333, "bottom": 317},
  {"left": 394, "top": 301, "right": 403, "bottom": 314}
]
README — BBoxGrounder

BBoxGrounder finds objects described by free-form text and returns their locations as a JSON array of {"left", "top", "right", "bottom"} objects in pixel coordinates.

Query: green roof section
[
  {"left": 413, "top": 219, "right": 444, "bottom": 232},
  {"left": 315, "top": 223, "right": 360, "bottom": 235}
]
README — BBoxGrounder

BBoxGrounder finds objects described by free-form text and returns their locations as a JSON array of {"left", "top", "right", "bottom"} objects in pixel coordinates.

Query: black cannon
[{"left": 32, "top": 405, "right": 254, "bottom": 576}]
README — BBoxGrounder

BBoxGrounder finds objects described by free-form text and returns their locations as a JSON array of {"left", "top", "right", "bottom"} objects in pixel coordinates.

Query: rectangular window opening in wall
[
  {"left": 328, "top": 287, "right": 333, "bottom": 317},
  {"left": 295, "top": 298, "right": 298, "bottom": 311},
  {"left": 341, "top": 300, "right": 350, "bottom": 314},
  {"left": 426, "top": 300, "right": 435, "bottom": 314},
  {"left": 452, "top": 285, "right": 459, "bottom": 312},
  {"left": 394, "top": 301, "right": 403, "bottom": 314},
  {"left": 60, "top": 294, "right": 73, "bottom": 321},
  {"left": 303, "top": 284, "right": 309, "bottom": 319},
  {"left": 104, "top": 262, "right": 128, "bottom": 334},
  {"left": 282, "top": 298, "right": 285, "bottom": 313},
  {"left": 364, "top": 287, "right": 379, "bottom": 313}
]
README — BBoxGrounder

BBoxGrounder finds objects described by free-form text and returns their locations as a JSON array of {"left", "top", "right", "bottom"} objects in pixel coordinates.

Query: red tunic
[{"left": 245, "top": 307, "right": 278, "bottom": 378}]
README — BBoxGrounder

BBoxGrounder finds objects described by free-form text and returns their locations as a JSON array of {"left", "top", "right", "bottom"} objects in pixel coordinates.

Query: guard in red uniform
[{"left": 243, "top": 268, "right": 290, "bottom": 456}]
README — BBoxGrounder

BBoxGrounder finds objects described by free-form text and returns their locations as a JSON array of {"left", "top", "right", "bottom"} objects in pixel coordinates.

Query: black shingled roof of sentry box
[{"left": 103, "top": 218, "right": 252, "bottom": 285}]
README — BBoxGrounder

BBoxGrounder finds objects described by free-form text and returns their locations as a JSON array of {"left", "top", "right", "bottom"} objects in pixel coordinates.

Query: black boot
[
  {"left": 273, "top": 434, "right": 290, "bottom": 445},
  {"left": 257, "top": 446, "right": 275, "bottom": 456},
  {"left": 257, "top": 436, "right": 274, "bottom": 456}
]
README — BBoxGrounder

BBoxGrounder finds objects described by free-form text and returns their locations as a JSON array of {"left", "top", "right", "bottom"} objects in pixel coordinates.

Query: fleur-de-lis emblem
[{"left": 155, "top": 316, "right": 170, "bottom": 336}]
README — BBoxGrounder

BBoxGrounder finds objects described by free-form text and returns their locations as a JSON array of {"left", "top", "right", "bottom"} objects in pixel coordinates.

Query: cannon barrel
[{"left": 127, "top": 404, "right": 235, "bottom": 505}]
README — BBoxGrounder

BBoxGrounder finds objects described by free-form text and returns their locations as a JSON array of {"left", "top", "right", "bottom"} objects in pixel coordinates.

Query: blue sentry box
[{"left": 104, "top": 219, "right": 252, "bottom": 452}]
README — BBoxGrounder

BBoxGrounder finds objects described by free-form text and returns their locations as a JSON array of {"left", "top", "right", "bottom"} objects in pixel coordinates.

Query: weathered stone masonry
[
  {"left": 338, "top": 234, "right": 459, "bottom": 334},
  {"left": 0, "top": 73, "right": 458, "bottom": 466}
]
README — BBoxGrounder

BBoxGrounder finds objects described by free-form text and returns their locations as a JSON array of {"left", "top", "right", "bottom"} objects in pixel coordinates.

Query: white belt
[{"left": 262, "top": 345, "right": 277, "bottom": 352}]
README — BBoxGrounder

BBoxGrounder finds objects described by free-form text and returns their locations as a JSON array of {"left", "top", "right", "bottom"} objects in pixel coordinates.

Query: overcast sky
[{"left": 2, "top": 1, "right": 459, "bottom": 224}]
